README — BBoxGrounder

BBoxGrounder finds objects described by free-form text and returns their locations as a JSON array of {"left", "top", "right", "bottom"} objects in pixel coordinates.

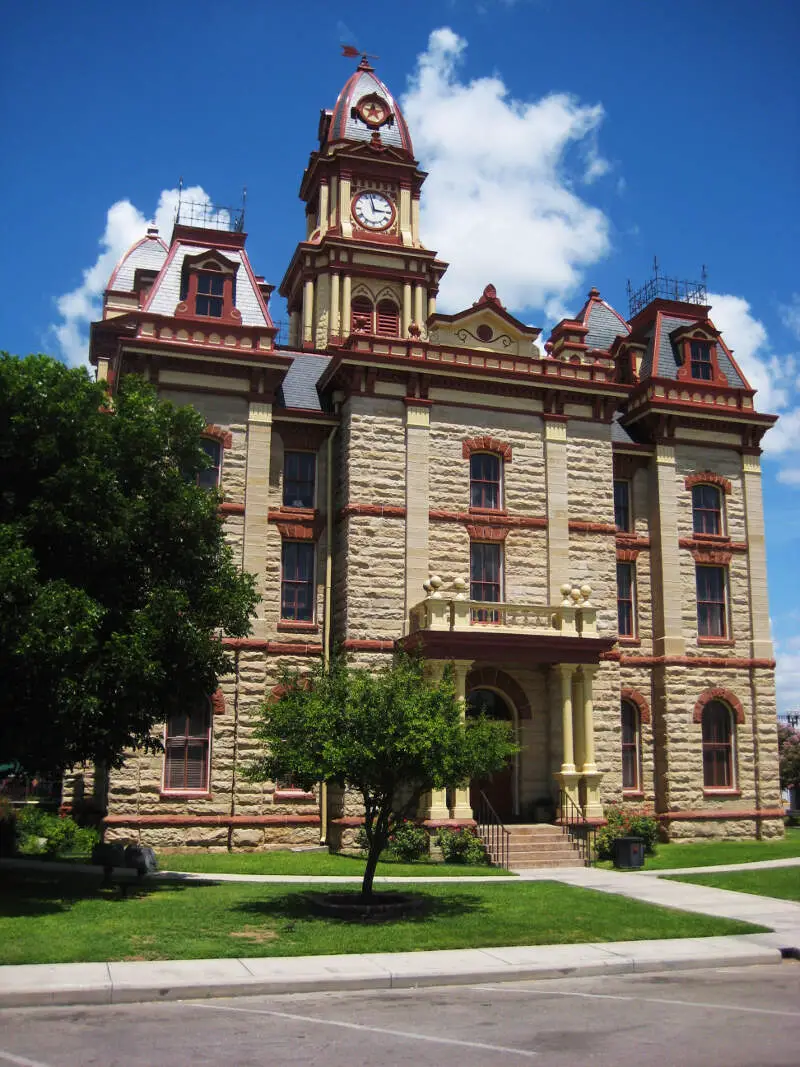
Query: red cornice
[
  {"left": 219, "top": 502, "right": 245, "bottom": 516},
  {"left": 693, "top": 687, "right": 746, "bottom": 724},
  {"left": 430, "top": 509, "right": 547, "bottom": 529},
  {"left": 569, "top": 521, "right": 617, "bottom": 535},
  {"left": 685, "top": 471, "right": 732, "bottom": 494}
]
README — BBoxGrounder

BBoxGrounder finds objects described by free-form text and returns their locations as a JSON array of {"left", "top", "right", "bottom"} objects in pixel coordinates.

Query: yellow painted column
[
  {"left": 558, "top": 664, "right": 576, "bottom": 773},
  {"left": 419, "top": 661, "right": 450, "bottom": 820},
  {"left": 339, "top": 174, "right": 352, "bottom": 238},
  {"left": 329, "top": 272, "right": 341, "bottom": 338},
  {"left": 649, "top": 444, "right": 685, "bottom": 657},
  {"left": 411, "top": 195, "right": 421, "bottom": 246},
  {"left": 399, "top": 185, "right": 413, "bottom": 246},
  {"left": 288, "top": 309, "right": 301, "bottom": 348},
  {"left": 404, "top": 402, "right": 430, "bottom": 625},
  {"left": 451, "top": 659, "right": 474, "bottom": 820},
  {"left": 318, "top": 181, "right": 329, "bottom": 237},
  {"left": 413, "top": 283, "right": 425, "bottom": 332},
  {"left": 242, "top": 400, "right": 273, "bottom": 640},
  {"left": 427, "top": 292, "right": 437, "bottom": 318},
  {"left": 741, "top": 452, "right": 774, "bottom": 661},
  {"left": 544, "top": 417, "right": 570, "bottom": 604},
  {"left": 578, "top": 665, "right": 603, "bottom": 818},
  {"left": 402, "top": 281, "right": 412, "bottom": 337},
  {"left": 302, "top": 278, "right": 314, "bottom": 347},
  {"left": 341, "top": 274, "right": 352, "bottom": 337},
  {"left": 329, "top": 176, "right": 338, "bottom": 227}
]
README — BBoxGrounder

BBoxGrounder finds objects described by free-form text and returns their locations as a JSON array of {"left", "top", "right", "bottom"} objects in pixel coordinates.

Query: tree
[
  {"left": 0, "top": 354, "right": 257, "bottom": 775},
  {"left": 249, "top": 655, "right": 518, "bottom": 898},
  {"left": 778, "top": 723, "right": 800, "bottom": 793}
]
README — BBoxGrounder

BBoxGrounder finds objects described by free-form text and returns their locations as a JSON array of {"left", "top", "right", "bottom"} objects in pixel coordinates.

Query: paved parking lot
[{"left": 1, "top": 963, "right": 799, "bottom": 1066}]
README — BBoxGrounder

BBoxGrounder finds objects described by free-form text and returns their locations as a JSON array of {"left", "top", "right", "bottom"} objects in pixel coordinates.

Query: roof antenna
[{"left": 176, "top": 176, "right": 184, "bottom": 225}]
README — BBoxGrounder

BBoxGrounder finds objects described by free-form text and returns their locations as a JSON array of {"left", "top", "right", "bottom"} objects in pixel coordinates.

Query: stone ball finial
[
  {"left": 570, "top": 586, "right": 582, "bottom": 603},
  {"left": 560, "top": 583, "right": 572, "bottom": 597},
  {"left": 429, "top": 575, "right": 443, "bottom": 598},
  {"left": 580, "top": 583, "right": 592, "bottom": 600},
  {"left": 452, "top": 577, "right": 467, "bottom": 599},
  {"left": 422, "top": 579, "right": 432, "bottom": 596}
]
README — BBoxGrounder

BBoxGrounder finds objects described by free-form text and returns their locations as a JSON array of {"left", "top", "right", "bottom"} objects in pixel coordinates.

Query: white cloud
[
  {"left": 401, "top": 28, "right": 612, "bottom": 319},
  {"left": 707, "top": 291, "right": 800, "bottom": 484},
  {"left": 776, "top": 635, "right": 800, "bottom": 715},
  {"left": 52, "top": 185, "right": 213, "bottom": 368},
  {"left": 780, "top": 293, "right": 800, "bottom": 341}
]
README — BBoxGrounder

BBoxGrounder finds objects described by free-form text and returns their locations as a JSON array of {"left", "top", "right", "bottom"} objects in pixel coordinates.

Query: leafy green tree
[
  {"left": 249, "top": 655, "right": 517, "bottom": 898},
  {"left": 0, "top": 354, "right": 257, "bottom": 775},
  {"left": 778, "top": 723, "right": 800, "bottom": 792}
]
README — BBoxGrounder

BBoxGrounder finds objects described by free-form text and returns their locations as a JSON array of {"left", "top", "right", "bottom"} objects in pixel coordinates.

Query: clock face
[
  {"left": 357, "top": 96, "right": 389, "bottom": 127},
  {"left": 353, "top": 192, "right": 394, "bottom": 230}
]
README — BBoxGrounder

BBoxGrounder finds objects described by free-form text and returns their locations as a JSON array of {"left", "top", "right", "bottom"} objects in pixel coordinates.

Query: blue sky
[{"left": 2, "top": 0, "right": 799, "bottom": 709}]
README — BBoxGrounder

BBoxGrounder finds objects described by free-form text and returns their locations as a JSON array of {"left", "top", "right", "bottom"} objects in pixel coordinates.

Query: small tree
[
  {"left": 778, "top": 723, "right": 800, "bottom": 794},
  {"left": 249, "top": 655, "right": 517, "bottom": 898}
]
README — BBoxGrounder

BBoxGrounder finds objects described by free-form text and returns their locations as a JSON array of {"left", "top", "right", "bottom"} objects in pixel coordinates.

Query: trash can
[{"left": 613, "top": 836, "right": 645, "bottom": 869}]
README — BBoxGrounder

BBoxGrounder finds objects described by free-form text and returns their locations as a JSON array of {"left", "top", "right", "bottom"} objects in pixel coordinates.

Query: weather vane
[{"left": 341, "top": 44, "right": 380, "bottom": 63}]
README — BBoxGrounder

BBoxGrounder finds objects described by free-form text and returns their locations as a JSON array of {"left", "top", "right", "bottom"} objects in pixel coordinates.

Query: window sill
[
  {"left": 692, "top": 533, "right": 730, "bottom": 543},
  {"left": 160, "top": 792, "right": 212, "bottom": 800},
  {"left": 698, "top": 637, "right": 735, "bottom": 646},
  {"left": 703, "top": 789, "right": 741, "bottom": 797},
  {"left": 274, "top": 790, "right": 316, "bottom": 801},
  {"left": 618, "top": 637, "right": 641, "bottom": 646},
  {"left": 275, "top": 506, "right": 317, "bottom": 520},
  {"left": 468, "top": 506, "right": 507, "bottom": 516},
  {"left": 622, "top": 790, "right": 644, "bottom": 799},
  {"left": 277, "top": 620, "right": 319, "bottom": 633}
]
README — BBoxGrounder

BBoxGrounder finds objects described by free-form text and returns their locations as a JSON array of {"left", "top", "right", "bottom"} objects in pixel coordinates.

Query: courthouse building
[{"left": 87, "top": 57, "right": 783, "bottom": 852}]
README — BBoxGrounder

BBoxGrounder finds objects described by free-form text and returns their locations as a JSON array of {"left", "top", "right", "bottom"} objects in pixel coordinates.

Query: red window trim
[
  {"left": 696, "top": 564, "right": 728, "bottom": 638},
  {"left": 691, "top": 483, "right": 724, "bottom": 537},
  {"left": 462, "top": 437, "right": 513, "bottom": 462},
  {"left": 621, "top": 698, "right": 642, "bottom": 792},
  {"left": 351, "top": 295, "right": 373, "bottom": 334},
  {"left": 162, "top": 699, "right": 212, "bottom": 795},
  {"left": 376, "top": 299, "right": 400, "bottom": 337},
  {"left": 283, "top": 450, "right": 317, "bottom": 510},
  {"left": 616, "top": 560, "right": 636, "bottom": 638},
  {"left": 280, "top": 541, "right": 315, "bottom": 623},
  {"left": 469, "top": 452, "right": 503, "bottom": 511},
  {"left": 685, "top": 471, "right": 732, "bottom": 496},
  {"left": 175, "top": 254, "right": 242, "bottom": 325},
  {"left": 700, "top": 701, "right": 736, "bottom": 790},
  {"left": 674, "top": 334, "right": 728, "bottom": 386}
]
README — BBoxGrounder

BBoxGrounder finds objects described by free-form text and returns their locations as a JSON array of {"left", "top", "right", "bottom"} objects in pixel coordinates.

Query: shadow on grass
[
  {"left": 234, "top": 888, "right": 488, "bottom": 925},
  {"left": 0, "top": 870, "right": 201, "bottom": 919}
]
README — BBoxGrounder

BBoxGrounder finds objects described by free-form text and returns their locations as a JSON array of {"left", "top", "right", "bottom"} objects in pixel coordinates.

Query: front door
[{"left": 467, "top": 688, "right": 515, "bottom": 821}]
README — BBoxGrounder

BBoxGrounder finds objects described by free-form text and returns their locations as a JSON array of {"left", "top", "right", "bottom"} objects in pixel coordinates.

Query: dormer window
[
  {"left": 672, "top": 326, "right": 727, "bottom": 386},
  {"left": 195, "top": 266, "right": 224, "bottom": 318}
]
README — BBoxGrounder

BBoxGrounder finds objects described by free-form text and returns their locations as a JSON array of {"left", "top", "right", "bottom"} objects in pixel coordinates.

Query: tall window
[
  {"left": 197, "top": 438, "right": 222, "bottom": 489},
  {"left": 281, "top": 542, "right": 315, "bottom": 621},
  {"left": 621, "top": 700, "right": 641, "bottom": 791},
  {"left": 375, "top": 299, "right": 400, "bottom": 337},
  {"left": 702, "top": 701, "right": 735, "bottom": 788},
  {"left": 163, "top": 700, "right": 211, "bottom": 793},
  {"left": 614, "top": 480, "right": 631, "bottom": 531},
  {"left": 690, "top": 340, "right": 713, "bottom": 380},
  {"left": 617, "top": 561, "right": 636, "bottom": 637},
  {"left": 351, "top": 295, "right": 373, "bottom": 333},
  {"left": 470, "top": 453, "right": 502, "bottom": 510},
  {"left": 195, "top": 267, "right": 224, "bottom": 318},
  {"left": 696, "top": 565, "right": 727, "bottom": 637},
  {"left": 283, "top": 452, "right": 316, "bottom": 508},
  {"left": 470, "top": 542, "right": 502, "bottom": 621},
  {"left": 692, "top": 484, "right": 722, "bottom": 535}
]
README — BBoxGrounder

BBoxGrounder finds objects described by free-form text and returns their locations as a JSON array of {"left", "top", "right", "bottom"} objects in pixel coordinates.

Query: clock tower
[{"left": 280, "top": 56, "right": 447, "bottom": 349}]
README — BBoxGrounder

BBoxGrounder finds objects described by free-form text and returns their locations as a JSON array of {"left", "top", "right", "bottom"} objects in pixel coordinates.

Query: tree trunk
[{"left": 361, "top": 803, "right": 391, "bottom": 899}]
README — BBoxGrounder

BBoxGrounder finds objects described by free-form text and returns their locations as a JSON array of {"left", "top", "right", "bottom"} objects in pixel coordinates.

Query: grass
[
  {"left": 668, "top": 866, "right": 800, "bottom": 903},
  {"left": 0, "top": 869, "right": 767, "bottom": 966},
  {"left": 158, "top": 850, "right": 510, "bottom": 878},
  {"left": 598, "top": 826, "right": 800, "bottom": 871}
]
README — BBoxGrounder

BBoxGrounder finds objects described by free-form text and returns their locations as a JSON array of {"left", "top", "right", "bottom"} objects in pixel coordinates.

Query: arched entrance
[{"left": 467, "top": 687, "right": 516, "bottom": 821}]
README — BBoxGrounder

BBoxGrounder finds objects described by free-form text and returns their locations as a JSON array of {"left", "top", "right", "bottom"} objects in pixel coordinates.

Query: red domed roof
[{"left": 326, "top": 58, "right": 413, "bottom": 157}]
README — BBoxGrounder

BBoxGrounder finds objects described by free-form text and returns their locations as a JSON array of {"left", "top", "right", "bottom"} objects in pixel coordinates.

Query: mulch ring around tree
[{"left": 304, "top": 890, "right": 430, "bottom": 922}]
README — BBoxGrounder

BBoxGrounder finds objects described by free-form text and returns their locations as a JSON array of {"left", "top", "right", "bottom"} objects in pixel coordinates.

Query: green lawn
[
  {"left": 599, "top": 827, "right": 800, "bottom": 871},
  {"left": 0, "top": 869, "right": 766, "bottom": 966},
  {"left": 159, "top": 850, "right": 510, "bottom": 878},
  {"left": 668, "top": 866, "right": 800, "bottom": 903}
]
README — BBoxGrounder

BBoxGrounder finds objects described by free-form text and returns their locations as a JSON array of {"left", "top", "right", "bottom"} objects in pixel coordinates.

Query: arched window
[
  {"left": 163, "top": 698, "right": 212, "bottom": 793},
  {"left": 692, "top": 484, "right": 722, "bottom": 535},
  {"left": 197, "top": 438, "right": 222, "bottom": 490},
  {"left": 375, "top": 299, "right": 400, "bottom": 337},
  {"left": 470, "top": 453, "right": 502, "bottom": 510},
  {"left": 351, "top": 295, "right": 373, "bottom": 333},
  {"left": 702, "top": 700, "right": 735, "bottom": 788},
  {"left": 621, "top": 700, "right": 641, "bottom": 791}
]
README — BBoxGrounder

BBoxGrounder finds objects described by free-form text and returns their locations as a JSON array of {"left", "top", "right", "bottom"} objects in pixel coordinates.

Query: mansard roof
[
  {"left": 142, "top": 237, "right": 273, "bottom": 328},
  {"left": 634, "top": 303, "right": 750, "bottom": 389},
  {"left": 326, "top": 58, "right": 413, "bottom": 157},
  {"left": 107, "top": 229, "right": 168, "bottom": 292},
  {"left": 574, "top": 288, "right": 630, "bottom": 351},
  {"left": 277, "top": 352, "right": 331, "bottom": 412}
]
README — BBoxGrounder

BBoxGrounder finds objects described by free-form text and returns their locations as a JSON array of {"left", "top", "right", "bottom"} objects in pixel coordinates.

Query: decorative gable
[{"left": 427, "top": 285, "right": 541, "bottom": 357}]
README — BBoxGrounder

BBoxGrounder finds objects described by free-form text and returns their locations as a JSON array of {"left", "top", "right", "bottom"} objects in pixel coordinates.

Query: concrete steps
[{"left": 479, "top": 823, "right": 586, "bottom": 870}]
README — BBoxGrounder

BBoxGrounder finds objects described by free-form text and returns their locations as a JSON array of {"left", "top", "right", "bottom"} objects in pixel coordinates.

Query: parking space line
[
  {"left": 0, "top": 1051, "right": 54, "bottom": 1067},
  {"left": 189, "top": 1001, "right": 538, "bottom": 1058},
  {"left": 470, "top": 984, "right": 800, "bottom": 1018}
]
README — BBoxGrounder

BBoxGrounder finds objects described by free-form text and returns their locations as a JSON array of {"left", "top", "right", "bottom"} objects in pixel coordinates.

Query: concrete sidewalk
[{"left": 0, "top": 935, "right": 783, "bottom": 1009}]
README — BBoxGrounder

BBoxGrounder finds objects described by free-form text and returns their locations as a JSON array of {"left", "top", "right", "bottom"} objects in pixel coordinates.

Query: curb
[{"left": 0, "top": 939, "right": 782, "bottom": 1009}]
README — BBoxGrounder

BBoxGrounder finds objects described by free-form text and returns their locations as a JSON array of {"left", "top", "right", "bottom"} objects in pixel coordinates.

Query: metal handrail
[
  {"left": 475, "top": 790, "right": 510, "bottom": 870},
  {"left": 558, "top": 789, "right": 597, "bottom": 867}
]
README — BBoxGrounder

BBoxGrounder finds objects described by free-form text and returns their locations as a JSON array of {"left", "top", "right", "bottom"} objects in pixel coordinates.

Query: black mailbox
[{"left": 613, "top": 836, "right": 645, "bottom": 869}]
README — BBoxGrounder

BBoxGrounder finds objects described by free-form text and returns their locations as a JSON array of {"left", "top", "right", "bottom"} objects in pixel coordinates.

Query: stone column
[
  {"left": 413, "top": 283, "right": 425, "bottom": 333},
  {"left": 544, "top": 417, "right": 570, "bottom": 604},
  {"left": 341, "top": 274, "right": 352, "bottom": 338},
  {"left": 419, "top": 660, "right": 450, "bottom": 820},
  {"left": 399, "top": 185, "right": 413, "bottom": 246},
  {"left": 288, "top": 309, "right": 300, "bottom": 348},
  {"left": 402, "top": 282, "right": 412, "bottom": 337},
  {"left": 404, "top": 402, "right": 430, "bottom": 628},
  {"left": 741, "top": 452, "right": 774, "bottom": 661},
  {"left": 578, "top": 665, "right": 603, "bottom": 818},
  {"left": 302, "top": 278, "right": 314, "bottom": 348},
  {"left": 649, "top": 443, "right": 685, "bottom": 657},
  {"left": 554, "top": 664, "right": 580, "bottom": 812},
  {"left": 242, "top": 400, "right": 273, "bottom": 640},
  {"left": 318, "top": 180, "right": 329, "bottom": 237},
  {"left": 330, "top": 272, "right": 341, "bottom": 338},
  {"left": 339, "top": 174, "right": 352, "bottom": 238},
  {"left": 451, "top": 659, "right": 474, "bottom": 820}
]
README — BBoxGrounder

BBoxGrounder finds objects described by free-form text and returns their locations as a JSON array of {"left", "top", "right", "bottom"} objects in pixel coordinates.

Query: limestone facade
[{"left": 84, "top": 56, "right": 783, "bottom": 849}]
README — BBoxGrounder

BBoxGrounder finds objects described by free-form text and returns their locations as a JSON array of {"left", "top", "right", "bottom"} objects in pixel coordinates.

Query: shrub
[
  {"left": 15, "top": 807, "right": 99, "bottom": 858},
  {"left": 0, "top": 797, "right": 15, "bottom": 857},
  {"left": 387, "top": 820, "right": 429, "bottom": 862},
  {"left": 436, "top": 827, "right": 488, "bottom": 865},
  {"left": 596, "top": 804, "right": 659, "bottom": 862}
]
